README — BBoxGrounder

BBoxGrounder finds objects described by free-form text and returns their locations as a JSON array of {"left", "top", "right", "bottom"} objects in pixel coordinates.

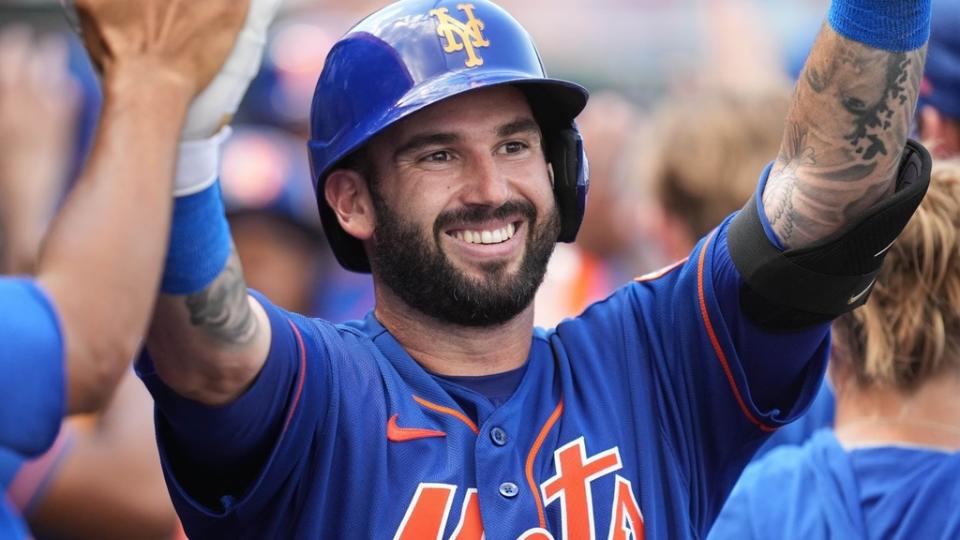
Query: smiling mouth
[{"left": 448, "top": 222, "right": 518, "bottom": 245}]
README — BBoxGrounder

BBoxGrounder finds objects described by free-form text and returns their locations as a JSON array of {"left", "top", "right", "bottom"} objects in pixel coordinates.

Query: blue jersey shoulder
[
  {"left": 710, "top": 430, "right": 960, "bottom": 540},
  {"left": 0, "top": 277, "right": 65, "bottom": 457}
]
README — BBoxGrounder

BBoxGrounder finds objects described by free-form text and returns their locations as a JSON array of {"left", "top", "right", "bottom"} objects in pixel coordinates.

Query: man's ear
[{"left": 324, "top": 169, "right": 375, "bottom": 241}]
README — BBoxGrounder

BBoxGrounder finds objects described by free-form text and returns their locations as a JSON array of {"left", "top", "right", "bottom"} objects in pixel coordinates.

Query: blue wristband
[
  {"left": 828, "top": 0, "right": 931, "bottom": 52},
  {"left": 161, "top": 181, "right": 231, "bottom": 294}
]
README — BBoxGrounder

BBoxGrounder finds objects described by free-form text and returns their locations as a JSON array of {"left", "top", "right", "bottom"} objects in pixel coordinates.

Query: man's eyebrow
[
  {"left": 393, "top": 132, "right": 461, "bottom": 160},
  {"left": 497, "top": 118, "right": 540, "bottom": 138}
]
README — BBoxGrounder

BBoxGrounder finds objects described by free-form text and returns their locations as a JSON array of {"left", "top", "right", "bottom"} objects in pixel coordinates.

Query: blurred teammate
[
  {"left": 220, "top": 125, "right": 324, "bottom": 315},
  {"left": 0, "top": 0, "right": 253, "bottom": 537},
  {"left": 137, "top": 0, "right": 932, "bottom": 538},
  {"left": 709, "top": 160, "right": 960, "bottom": 540},
  {"left": 643, "top": 89, "right": 791, "bottom": 261},
  {"left": 0, "top": 28, "right": 76, "bottom": 276},
  {"left": 220, "top": 125, "right": 375, "bottom": 320},
  {"left": 0, "top": 27, "right": 177, "bottom": 540}
]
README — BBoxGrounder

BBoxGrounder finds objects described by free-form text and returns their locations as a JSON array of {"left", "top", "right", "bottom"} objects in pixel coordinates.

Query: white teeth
[{"left": 453, "top": 224, "right": 517, "bottom": 245}]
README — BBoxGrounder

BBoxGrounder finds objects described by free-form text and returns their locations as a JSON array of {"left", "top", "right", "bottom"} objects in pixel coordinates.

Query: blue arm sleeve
[
  {"left": 719, "top": 165, "right": 831, "bottom": 414},
  {"left": 712, "top": 232, "right": 829, "bottom": 415},
  {"left": 0, "top": 278, "right": 65, "bottom": 457},
  {"left": 642, "top": 217, "right": 830, "bottom": 531}
]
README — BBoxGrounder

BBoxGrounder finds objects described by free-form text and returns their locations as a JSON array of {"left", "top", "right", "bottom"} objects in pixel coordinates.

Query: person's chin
[{"left": 449, "top": 252, "right": 522, "bottom": 282}]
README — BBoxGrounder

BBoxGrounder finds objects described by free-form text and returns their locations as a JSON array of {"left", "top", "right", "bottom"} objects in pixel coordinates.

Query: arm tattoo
[
  {"left": 763, "top": 25, "right": 927, "bottom": 249},
  {"left": 184, "top": 247, "right": 259, "bottom": 345}
]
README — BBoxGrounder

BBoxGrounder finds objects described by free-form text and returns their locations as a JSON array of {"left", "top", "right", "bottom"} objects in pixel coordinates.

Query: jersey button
[
  {"left": 499, "top": 482, "right": 519, "bottom": 498},
  {"left": 490, "top": 426, "right": 508, "bottom": 446}
]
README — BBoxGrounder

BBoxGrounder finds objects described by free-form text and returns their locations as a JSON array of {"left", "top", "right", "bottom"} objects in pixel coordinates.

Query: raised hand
[
  {"left": 72, "top": 0, "right": 252, "bottom": 99},
  {"left": 0, "top": 28, "right": 78, "bottom": 274}
]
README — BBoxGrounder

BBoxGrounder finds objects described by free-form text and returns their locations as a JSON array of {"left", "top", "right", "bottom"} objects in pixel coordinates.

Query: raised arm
[
  {"left": 142, "top": 0, "right": 282, "bottom": 407},
  {"left": 763, "top": 2, "right": 928, "bottom": 249},
  {"left": 31, "top": 0, "right": 252, "bottom": 414},
  {"left": 0, "top": 29, "right": 76, "bottom": 276},
  {"left": 146, "top": 246, "right": 272, "bottom": 406}
]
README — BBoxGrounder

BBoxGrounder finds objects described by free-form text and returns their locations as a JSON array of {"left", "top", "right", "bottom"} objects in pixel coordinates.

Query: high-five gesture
[{"left": 73, "top": 0, "right": 250, "bottom": 99}]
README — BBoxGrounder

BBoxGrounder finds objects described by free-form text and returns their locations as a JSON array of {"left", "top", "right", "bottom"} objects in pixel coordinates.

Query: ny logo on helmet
[{"left": 429, "top": 4, "right": 491, "bottom": 68}]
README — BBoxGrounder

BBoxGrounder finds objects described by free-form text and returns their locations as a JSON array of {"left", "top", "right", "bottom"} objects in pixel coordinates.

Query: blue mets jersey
[
  {"left": 1, "top": 446, "right": 28, "bottom": 540},
  {"left": 751, "top": 380, "right": 835, "bottom": 461},
  {"left": 709, "top": 430, "right": 960, "bottom": 540},
  {"left": 0, "top": 278, "right": 64, "bottom": 457},
  {"left": 139, "top": 217, "right": 830, "bottom": 539},
  {"left": 0, "top": 277, "right": 66, "bottom": 540},
  {"left": 0, "top": 496, "right": 28, "bottom": 540}
]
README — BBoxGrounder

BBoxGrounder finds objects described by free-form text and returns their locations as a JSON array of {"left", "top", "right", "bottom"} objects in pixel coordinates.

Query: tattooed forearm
[
  {"left": 184, "top": 247, "right": 259, "bottom": 345},
  {"left": 842, "top": 53, "right": 915, "bottom": 161},
  {"left": 763, "top": 25, "right": 927, "bottom": 249}
]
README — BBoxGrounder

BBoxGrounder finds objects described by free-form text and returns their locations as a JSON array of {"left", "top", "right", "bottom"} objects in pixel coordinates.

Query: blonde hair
[
  {"left": 834, "top": 159, "right": 960, "bottom": 391},
  {"left": 649, "top": 89, "right": 790, "bottom": 240}
]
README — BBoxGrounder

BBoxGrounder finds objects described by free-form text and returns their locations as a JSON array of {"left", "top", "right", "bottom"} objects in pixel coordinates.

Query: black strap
[{"left": 728, "top": 140, "right": 931, "bottom": 329}]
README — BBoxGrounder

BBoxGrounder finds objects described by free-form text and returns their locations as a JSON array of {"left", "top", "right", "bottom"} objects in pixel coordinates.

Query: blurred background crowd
[{"left": 1, "top": 0, "right": 959, "bottom": 538}]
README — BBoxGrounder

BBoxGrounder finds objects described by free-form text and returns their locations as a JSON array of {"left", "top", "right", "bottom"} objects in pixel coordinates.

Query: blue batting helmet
[{"left": 308, "top": 0, "right": 589, "bottom": 272}]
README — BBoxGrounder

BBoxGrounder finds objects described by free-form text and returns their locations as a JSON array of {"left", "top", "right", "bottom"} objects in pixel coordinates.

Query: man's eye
[
  {"left": 502, "top": 141, "right": 528, "bottom": 154},
  {"left": 422, "top": 150, "right": 452, "bottom": 163}
]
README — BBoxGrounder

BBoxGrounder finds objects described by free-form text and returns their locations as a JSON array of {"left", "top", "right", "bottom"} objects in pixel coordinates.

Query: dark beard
[{"left": 368, "top": 192, "right": 560, "bottom": 327}]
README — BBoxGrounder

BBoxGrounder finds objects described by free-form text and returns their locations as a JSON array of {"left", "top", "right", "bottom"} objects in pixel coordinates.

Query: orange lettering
[
  {"left": 607, "top": 476, "right": 645, "bottom": 540},
  {"left": 542, "top": 438, "right": 623, "bottom": 540},
  {"left": 517, "top": 528, "right": 556, "bottom": 540},
  {"left": 450, "top": 488, "right": 484, "bottom": 540},
  {"left": 394, "top": 484, "right": 457, "bottom": 540}
]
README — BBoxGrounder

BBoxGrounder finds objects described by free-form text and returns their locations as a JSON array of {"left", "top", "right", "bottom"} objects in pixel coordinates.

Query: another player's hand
[
  {"left": 72, "top": 0, "right": 252, "bottom": 100},
  {"left": 0, "top": 27, "right": 78, "bottom": 274}
]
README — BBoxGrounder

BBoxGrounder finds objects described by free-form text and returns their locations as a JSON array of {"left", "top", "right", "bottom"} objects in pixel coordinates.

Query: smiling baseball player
[{"left": 137, "top": 0, "right": 932, "bottom": 538}]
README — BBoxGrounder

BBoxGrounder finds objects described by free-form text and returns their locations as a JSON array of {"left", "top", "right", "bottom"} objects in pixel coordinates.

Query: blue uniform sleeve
[
  {"left": 579, "top": 215, "right": 831, "bottom": 533},
  {"left": 136, "top": 291, "right": 335, "bottom": 533},
  {"left": 657, "top": 218, "right": 830, "bottom": 528},
  {"left": 0, "top": 498, "right": 28, "bottom": 540},
  {"left": 710, "top": 227, "right": 830, "bottom": 416},
  {"left": 752, "top": 379, "right": 835, "bottom": 460},
  {"left": 0, "top": 277, "right": 65, "bottom": 457},
  {"left": 705, "top": 457, "right": 765, "bottom": 540}
]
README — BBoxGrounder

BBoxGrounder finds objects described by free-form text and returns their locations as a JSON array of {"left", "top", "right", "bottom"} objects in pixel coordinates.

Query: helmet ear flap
[{"left": 544, "top": 126, "right": 589, "bottom": 243}]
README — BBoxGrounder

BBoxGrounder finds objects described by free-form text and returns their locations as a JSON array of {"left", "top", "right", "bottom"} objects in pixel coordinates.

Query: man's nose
[{"left": 460, "top": 154, "right": 510, "bottom": 208}]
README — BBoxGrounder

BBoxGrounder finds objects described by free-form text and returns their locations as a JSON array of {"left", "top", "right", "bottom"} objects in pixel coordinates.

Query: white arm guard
[
  {"left": 181, "top": 0, "right": 284, "bottom": 140},
  {"left": 174, "top": 127, "right": 232, "bottom": 197}
]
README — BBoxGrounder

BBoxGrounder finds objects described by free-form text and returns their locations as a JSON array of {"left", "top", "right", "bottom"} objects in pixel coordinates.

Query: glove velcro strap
[{"left": 729, "top": 139, "right": 932, "bottom": 330}]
